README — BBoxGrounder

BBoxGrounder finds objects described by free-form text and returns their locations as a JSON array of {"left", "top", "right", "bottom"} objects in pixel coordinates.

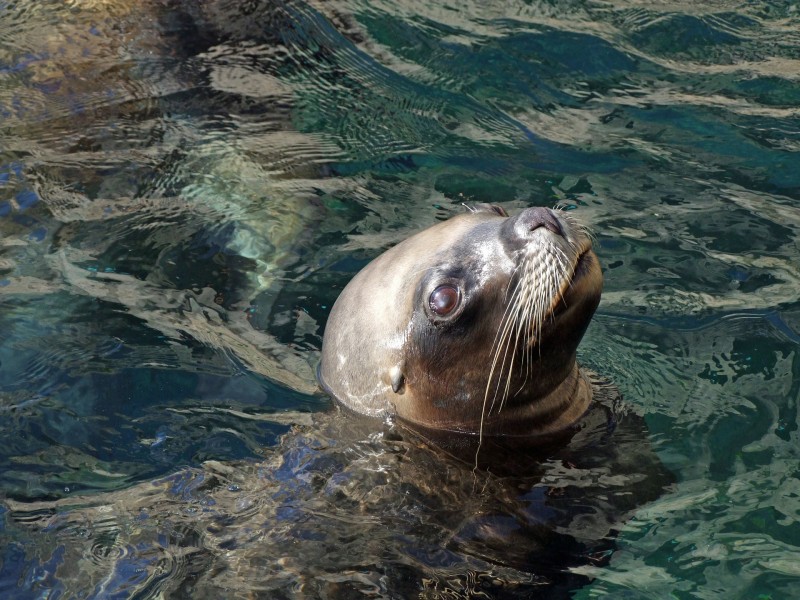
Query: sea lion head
[{"left": 318, "top": 205, "right": 603, "bottom": 440}]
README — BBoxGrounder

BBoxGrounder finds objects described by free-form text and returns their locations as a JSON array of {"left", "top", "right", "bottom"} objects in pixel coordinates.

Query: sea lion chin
[{"left": 318, "top": 204, "right": 603, "bottom": 441}]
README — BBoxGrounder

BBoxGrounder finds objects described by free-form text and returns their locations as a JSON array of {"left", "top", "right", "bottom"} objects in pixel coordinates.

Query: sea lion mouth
[
  {"left": 550, "top": 245, "right": 594, "bottom": 319},
  {"left": 571, "top": 247, "right": 593, "bottom": 282}
]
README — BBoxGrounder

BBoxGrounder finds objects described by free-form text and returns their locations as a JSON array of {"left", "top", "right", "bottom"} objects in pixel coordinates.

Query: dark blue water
[{"left": 1, "top": 0, "right": 799, "bottom": 597}]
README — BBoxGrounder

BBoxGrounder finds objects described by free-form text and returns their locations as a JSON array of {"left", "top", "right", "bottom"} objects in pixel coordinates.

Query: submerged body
[{"left": 319, "top": 205, "right": 603, "bottom": 440}]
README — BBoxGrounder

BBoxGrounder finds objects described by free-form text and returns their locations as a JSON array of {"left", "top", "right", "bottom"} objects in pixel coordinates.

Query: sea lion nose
[{"left": 513, "top": 207, "right": 565, "bottom": 238}]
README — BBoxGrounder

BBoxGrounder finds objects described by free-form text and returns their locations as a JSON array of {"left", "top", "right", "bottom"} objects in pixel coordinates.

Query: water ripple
[{"left": 2, "top": 0, "right": 800, "bottom": 597}]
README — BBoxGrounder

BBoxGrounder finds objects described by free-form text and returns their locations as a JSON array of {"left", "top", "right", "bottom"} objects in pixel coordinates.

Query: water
[{"left": 1, "top": 0, "right": 799, "bottom": 597}]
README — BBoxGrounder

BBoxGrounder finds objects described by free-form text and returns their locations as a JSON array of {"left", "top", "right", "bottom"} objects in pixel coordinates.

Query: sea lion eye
[{"left": 429, "top": 285, "right": 460, "bottom": 316}]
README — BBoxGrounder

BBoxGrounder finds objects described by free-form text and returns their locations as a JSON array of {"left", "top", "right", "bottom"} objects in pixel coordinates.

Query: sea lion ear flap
[
  {"left": 389, "top": 365, "right": 405, "bottom": 394},
  {"left": 468, "top": 203, "right": 508, "bottom": 217}
]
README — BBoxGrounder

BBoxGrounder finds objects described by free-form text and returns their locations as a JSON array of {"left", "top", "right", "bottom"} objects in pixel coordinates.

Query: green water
[{"left": 1, "top": 0, "right": 799, "bottom": 597}]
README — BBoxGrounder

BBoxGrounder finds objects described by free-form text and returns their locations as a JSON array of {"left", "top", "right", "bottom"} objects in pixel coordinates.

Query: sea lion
[{"left": 319, "top": 204, "right": 603, "bottom": 441}]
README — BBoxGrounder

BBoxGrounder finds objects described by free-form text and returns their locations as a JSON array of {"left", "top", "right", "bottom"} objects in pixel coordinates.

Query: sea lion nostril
[{"left": 523, "top": 207, "right": 564, "bottom": 237}]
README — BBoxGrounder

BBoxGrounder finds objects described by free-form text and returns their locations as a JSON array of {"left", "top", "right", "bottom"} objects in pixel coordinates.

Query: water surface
[{"left": 1, "top": 0, "right": 799, "bottom": 597}]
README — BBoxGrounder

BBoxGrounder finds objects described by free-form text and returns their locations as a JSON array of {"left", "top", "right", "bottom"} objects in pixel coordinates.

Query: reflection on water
[
  {"left": 4, "top": 390, "right": 672, "bottom": 598},
  {"left": 1, "top": 0, "right": 799, "bottom": 597}
]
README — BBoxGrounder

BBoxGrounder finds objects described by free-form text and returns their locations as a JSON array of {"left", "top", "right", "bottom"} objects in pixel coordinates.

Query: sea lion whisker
[
  {"left": 552, "top": 245, "right": 577, "bottom": 311},
  {"left": 547, "top": 245, "right": 570, "bottom": 289},
  {"left": 485, "top": 280, "right": 524, "bottom": 414},
  {"left": 488, "top": 283, "right": 527, "bottom": 414},
  {"left": 526, "top": 267, "right": 539, "bottom": 369},
  {"left": 515, "top": 264, "right": 535, "bottom": 372},
  {"left": 505, "top": 255, "right": 544, "bottom": 408},
  {"left": 521, "top": 273, "right": 532, "bottom": 382},
  {"left": 502, "top": 257, "right": 525, "bottom": 301},
  {"left": 500, "top": 297, "right": 526, "bottom": 410},
  {"left": 503, "top": 247, "right": 534, "bottom": 299},
  {"left": 490, "top": 262, "right": 534, "bottom": 413},
  {"left": 479, "top": 302, "right": 522, "bottom": 457},
  {"left": 513, "top": 271, "right": 537, "bottom": 399},
  {"left": 562, "top": 213, "right": 596, "bottom": 245},
  {"left": 493, "top": 284, "right": 533, "bottom": 415},
  {"left": 552, "top": 242, "right": 571, "bottom": 273},
  {"left": 490, "top": 328, "right": 514, "bottom": 412},
  {"left": 488, "top": 272, "right": 526, "bottom": 362}
]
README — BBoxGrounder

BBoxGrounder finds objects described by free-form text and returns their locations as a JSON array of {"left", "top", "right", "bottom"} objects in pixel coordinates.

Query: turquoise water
[{"left": 1, "top": 0, "right": 799, "bottom": 597}]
